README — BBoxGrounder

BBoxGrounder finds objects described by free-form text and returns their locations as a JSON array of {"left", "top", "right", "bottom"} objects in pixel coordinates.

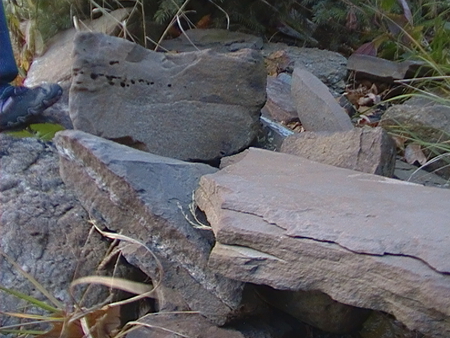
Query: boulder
[
  {"left": 291, "top": 67, "right": 354, "bottom": 132},
  {"left": 23, "top": 8, "right": 132, "bottom": 129},
  {"left": 69, "top": 32, "right": 266, "bottom": 162},
  {"left": 195, "top": 148, "right": 450, "bottom": 337},
  {"left": 281, "top": 127, "right": 396, "bottom": 177},
  {"left": 0, "top": 135, "right": 116, "bottom": 329},
  {"left": 54, "top": 130, "right": 244, "bottom": 325}
]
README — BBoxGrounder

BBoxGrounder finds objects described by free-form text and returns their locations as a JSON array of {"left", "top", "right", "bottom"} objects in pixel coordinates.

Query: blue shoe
[{"left": 0, "top": 83, "right": 63, "bottom": 131}]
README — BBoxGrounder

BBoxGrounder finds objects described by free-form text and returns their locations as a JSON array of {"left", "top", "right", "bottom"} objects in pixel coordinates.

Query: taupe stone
[
  {"left": 195, "top": 148, "right": 450, "bottom": 337},
  {"left": 70, "top": 32, "right": 266, "bottom": 162},
  {"left": 54, "top": 130, "right": 244, "bottom": 325},
  {"left": 291, "top": 67, "right": 354, "bottom": 132},
  {"left": 281, "top": 127, "right": 396, "bottom": 177}
]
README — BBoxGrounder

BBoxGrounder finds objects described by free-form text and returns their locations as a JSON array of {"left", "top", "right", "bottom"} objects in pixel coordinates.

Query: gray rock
[
  {"left": 291, "top": 67, "right": 354, "bottom": 132},
  {"left": 262, "top": 43, "right": 348, "bottom": 93},
  {"left": 347, "top": 54, "right": 425, "bottom": 82},
  {"left": 160, "top": 28, "right": 264, "bottom": 53},
  {"left": 70, "top": 32, "right": 266, "bottom": 162},
  {"left": 380, "top": 104, "right": 450, "bottom": 145},
  {"left": 253, "top": 116, "right": 294, "bottom": 151},
  {"left": 0, "top": 135, "right": 111, "bottom": 329},
  {"left": 261, "top": 75, "right": 298, "bottom": 124},
  {"left": 54, "top": 130, "right": 244, "bottom": 325},
  {"left": 195, "top": 148, "right": 450, "bottom": 337},
  {"left": 380, "top": 104, "right": 450, "bottom": 179},
  {"left": 23, "top": 9, "right": 132, "bottom": 129},
  {"left": 281, "top": 127, "right": 396, "bottom": 177}
]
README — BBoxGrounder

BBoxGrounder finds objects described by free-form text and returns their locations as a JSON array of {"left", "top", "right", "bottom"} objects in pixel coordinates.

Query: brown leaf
[
  {"left": 345, "top": 7, "right": 358, "bottom": 31},
  {"left": 404, "top": 143, "right": 427, "bottom": 165},
  {"left": 196, "top": 14, "right": 212, "bottom": 29},
  {"left": 353, "top": 41, "right": 377, "bottom": 56}
]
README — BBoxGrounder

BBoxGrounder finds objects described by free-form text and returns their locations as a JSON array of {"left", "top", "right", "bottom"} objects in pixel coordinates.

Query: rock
[
  {"left": 195, "top": 148, "right": 450, "bottom": 337},
  {"left": 70, "top": 32, "right": 266, "bottom": 162},
  {"left": 0, "top": 135, "right": 114, "bottom": 329},
  {"left": 280, "top": 127, "right": 396, "bottom": 177},
  {"left": 347, "top": 54, "right": 425, "bottom": 82},
  {"left": 127, "top": 310, "right": 296, "bottom": 338},
  {"left": 261, "top": 75, "right": 298, "bottom": 124},
  {"left": 291, "top": 67, "right": 354, "bottom": 132},
  {"left": 394, "top": 159, "right": 450, "bottom": 188},
  {"left": 253, "top": 116, "right": 294, "bottom": 151},
  {"left": 380, "top": 104, "right": 450, "bottom": 145},
  {"left": 262, "top": 43, "right": 348, "bottom": 93},
  {"left": 54, "top": 130, "right": 244, "bottom": 325},
  {"left": 22, "top": 9, "right": 132, "bottom": 129},
  {"left": 380, "top": 104, "right": 450, "bottom": 179},
  {"left": 159, "top": 28, "right": 264, "bottom": 53},
  {"left": 259, "top": 287, "right": 370, "bottom": 333}
]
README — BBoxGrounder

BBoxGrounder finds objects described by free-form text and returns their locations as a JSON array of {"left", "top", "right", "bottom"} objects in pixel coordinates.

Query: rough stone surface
[
  {"left": 54, "top": 130, "right": 244, "bottom": 325},
  {"left": 23, "top": 9, "right": 131, "bottom": 129},
  {"left": 281, "top": 127, "right": 396, "bottom": 177},
  {"left": 0, "top": 135, "right": 112, "bottom": 329},
  {"left": 160, "top": 28, "right": 264, "bottom": 53},
  {"left": 262, "top": 43, "right": 348, "bottom": 93},
  {"left": 291, "top": 67, "right": 354, "bottom": 132},
  {"left": 261, "top": 75, "right": 298, "bottom": 123},
  {"left": 195, "top": 148, "right": 450, "bottom": 337},
  {"left": 70, "top": 32, "right": 266, "bottom": 162}
]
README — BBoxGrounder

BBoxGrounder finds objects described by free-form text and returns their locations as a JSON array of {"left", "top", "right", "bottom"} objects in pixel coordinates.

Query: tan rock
[
  {"left": 281, "top": 127, "right": 396, "bottom": 177},
  {"left": 195, "top": 148, "right": 450, "bottom": 337}
]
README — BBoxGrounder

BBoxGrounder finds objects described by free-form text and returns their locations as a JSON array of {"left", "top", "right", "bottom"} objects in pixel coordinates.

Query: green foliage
[{"left": 5, "top": 123, "right": 65, "bottom": 141}]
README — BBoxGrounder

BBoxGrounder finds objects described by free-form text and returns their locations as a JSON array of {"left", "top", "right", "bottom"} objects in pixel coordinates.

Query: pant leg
[{"left": 0, "top": 2, "right": 18, "bottom": 91}]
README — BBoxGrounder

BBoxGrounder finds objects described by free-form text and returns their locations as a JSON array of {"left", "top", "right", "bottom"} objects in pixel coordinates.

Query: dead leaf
[
  {"left": 265, "top": 50, "right": 290, "bottom": 76},
  {"left": 404, "top": 143, "right": 427, "bottom": 165},
  {"left": 196, "top": 14, "right": 211, "bottom": 29},
  {"left": 345, "top": 7, "right": 358, "bottom": 31}
]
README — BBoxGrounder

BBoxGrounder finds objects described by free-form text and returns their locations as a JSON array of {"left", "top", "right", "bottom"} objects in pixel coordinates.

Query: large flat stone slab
[
  {"left": 54, "top": 130, "right": 244, "bottom": 325},
  {"left": 195, "top": 148, "right": 450, "bottom": 337}
]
